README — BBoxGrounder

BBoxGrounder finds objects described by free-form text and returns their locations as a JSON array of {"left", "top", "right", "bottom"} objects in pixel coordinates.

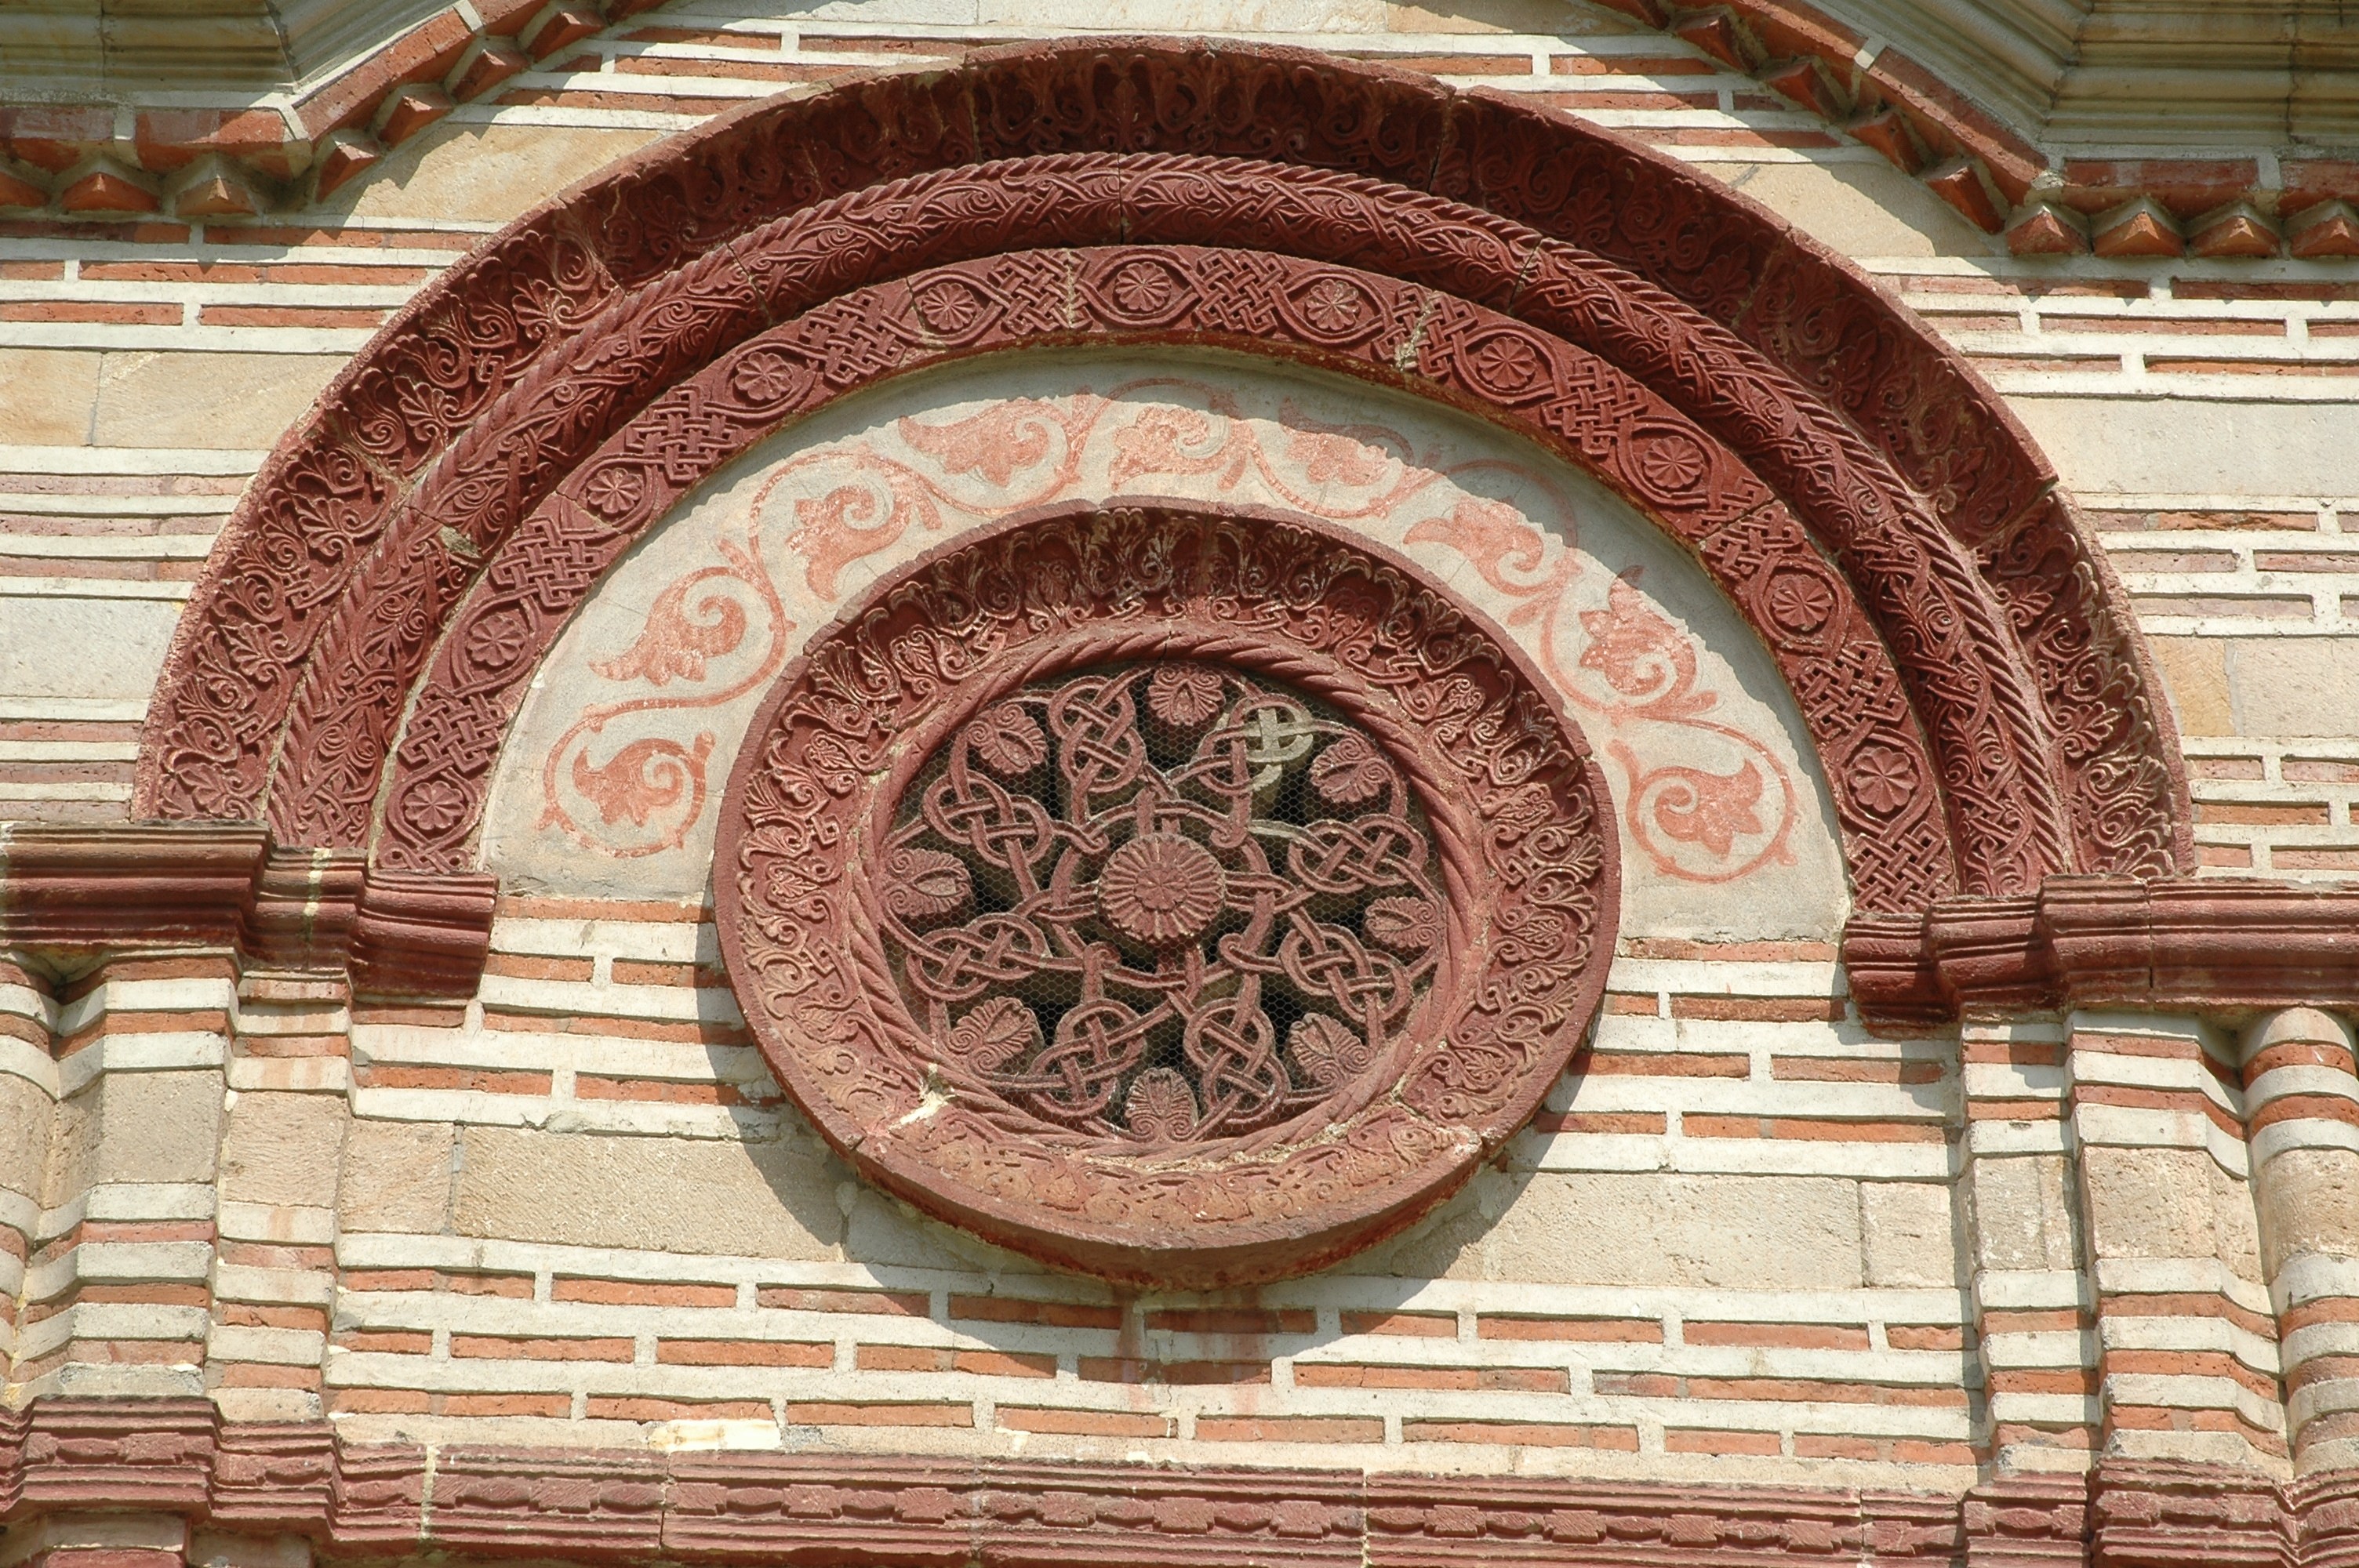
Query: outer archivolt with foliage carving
[
  {"left": 717, "top": 505, "right": 1617, "bottom": 1287},
  {"left": 136, "top": 36, "right": 2190, "bottom": 921}
]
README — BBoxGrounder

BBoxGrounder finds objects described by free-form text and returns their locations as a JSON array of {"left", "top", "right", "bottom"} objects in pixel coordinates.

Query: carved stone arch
[{"left": 136, "top": 36, "right": 2190, "bottom": 920}]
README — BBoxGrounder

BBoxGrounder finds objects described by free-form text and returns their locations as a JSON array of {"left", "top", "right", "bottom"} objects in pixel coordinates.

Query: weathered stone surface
[
  {"left": 345, "top": 124, "right": 663, "bottom": 224},
  {"left": 2259, "top": 1147, "right": 2359, "bottom": 1266},
  {"left": 93, "top": 352, "right": 342, "bottom": 449},
  {"left": 1696, "top": 158, "right": 1997, "bottom": 258},
  {"left": 1862, "top": 1181, "right": 1962, "bottom": 1287},
  {"left": 2014, "top": 396, "right": 2359, "bottom": 501},
  {"left": 2225, "top": 641, "right": 2359, "bottom": 738},
  {"left": 339, "top": 1118, "right": 454, "bottom": 1234},
  {"left": 2081, "top": 1146, "right": 2220, "bottom": 1259},
  {"left": 1965, "top": 1152, "right": 2081, "bottom": 1272},
  {"left": 58, "top": 1070, "right": 224, "bottom": 1190},
  {"left": 218, "top": 1091, "right": 344, "bottom": 1206},
  {"left": 1485, "top": 1173, "right": 1867, "bottom": 1288},
  {"left": 453, "top": 1127, "right": 841, "bottom": 1257},
  {"left": 0, "top": 350, "right": 100, "bottom": 445},
  {"left": 2146, "top": 637, "right": 2234, "bottom": 738},
  {"left": 0, "top": 1075, "right": 53, "bottom": 1207}
]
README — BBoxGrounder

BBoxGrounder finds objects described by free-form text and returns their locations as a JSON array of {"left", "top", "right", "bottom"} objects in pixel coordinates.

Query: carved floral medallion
[{"left": 716, "top": 502, "right": 1619, "bottom": 1286}]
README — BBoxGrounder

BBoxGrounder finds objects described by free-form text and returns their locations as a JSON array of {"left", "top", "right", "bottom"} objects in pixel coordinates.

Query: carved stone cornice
[
  {"left": 0, "top": 823, "right": 493, "bottom": 1000},
  {"left": 0, "top": 1399, "right": 2348, "bottom": 1566},
  {"left": 1845, "top": 875, "right": 2359, "bottom": 1029}
]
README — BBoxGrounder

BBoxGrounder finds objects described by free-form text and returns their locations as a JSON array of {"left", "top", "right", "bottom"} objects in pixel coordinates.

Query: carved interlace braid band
[{"left": 714, "top": 502, "right": 1618, "bottom": 1287}]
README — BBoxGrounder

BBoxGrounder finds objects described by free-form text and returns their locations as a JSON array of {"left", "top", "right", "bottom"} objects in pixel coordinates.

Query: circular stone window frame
[{"left": 714, "top": 499, "right": 1621, "bottom": 1288}]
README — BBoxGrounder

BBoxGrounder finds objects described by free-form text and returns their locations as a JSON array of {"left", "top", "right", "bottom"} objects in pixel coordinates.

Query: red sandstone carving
[
  {"left": 0, "top": 1397, "right": 2354, "bottom": 1566},
  {"left": 0, "top": 825, "right": 493, "bottom": 1000},
  {"left": 358, "top": 237, "right": 1961, "bottom": 909},
  {"left": 714, "top": 503, "right": 1618, "bottom": 1287},
  {"left": 132, "top": 38, "right": 2187, "bottom": 925},
  {"left": 1844, "top": 876, "right": 2359, "bottom": 1029}
]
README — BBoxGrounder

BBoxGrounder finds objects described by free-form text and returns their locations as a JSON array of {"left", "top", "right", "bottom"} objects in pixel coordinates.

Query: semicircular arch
[{"left": 136, "top": 37, "right": 2190, "bottom": 915}]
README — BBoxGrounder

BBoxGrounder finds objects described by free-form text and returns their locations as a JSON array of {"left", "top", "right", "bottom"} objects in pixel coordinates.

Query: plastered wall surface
[{"left": 0, "top": 0, "right": 2354, "bottom": 1518}]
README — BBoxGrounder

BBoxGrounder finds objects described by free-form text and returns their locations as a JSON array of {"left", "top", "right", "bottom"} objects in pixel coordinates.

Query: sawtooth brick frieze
[{"left": 2, "top": 16, "right": 2357, "bottom": 1566}]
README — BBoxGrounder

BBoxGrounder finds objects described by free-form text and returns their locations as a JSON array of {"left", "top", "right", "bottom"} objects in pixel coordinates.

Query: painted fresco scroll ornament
[{"left": 715, "top": 503, "right": 1618, "bottom": 1287}]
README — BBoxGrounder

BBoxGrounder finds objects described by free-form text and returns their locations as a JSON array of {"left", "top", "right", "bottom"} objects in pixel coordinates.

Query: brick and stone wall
[{"left": 1, "top": 6, "right": 2357, "bottom": 1566}]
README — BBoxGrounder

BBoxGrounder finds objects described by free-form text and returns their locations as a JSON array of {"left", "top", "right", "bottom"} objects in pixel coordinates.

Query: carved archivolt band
[
  {"left": 136, "top": 38, "right": 2190, "bottom": 915},
  {"left": 715, "top": 503, "right": 1618, "bottom": 1286},
  {"left": 373, "top": 241, "right": 1949, "bottom": 910}
]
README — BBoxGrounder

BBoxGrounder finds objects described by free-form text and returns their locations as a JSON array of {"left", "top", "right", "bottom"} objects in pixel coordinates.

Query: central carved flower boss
[{"left": 717, "top": 505, "right": 1619, "bottom": 1287}]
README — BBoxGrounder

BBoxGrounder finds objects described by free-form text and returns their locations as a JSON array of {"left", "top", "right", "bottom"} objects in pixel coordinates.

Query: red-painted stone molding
[
  {"left": 0, "top": 1399, "right": 2357, "bottom": 1566},
  {"left": 1844, "top": 874, "right": 2359, "bottom": 1028},
  {"left": 0, "top": 824, "right": 493, "bottom": 999},
  {"left": 134, "top": 38, "right": 2190, "bottom": 923},
  {"left": 716, "top": 502, "right": 1619, "bottom": 1287}
]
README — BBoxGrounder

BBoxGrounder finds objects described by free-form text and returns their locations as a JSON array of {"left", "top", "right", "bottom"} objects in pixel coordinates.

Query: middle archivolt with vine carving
[{"left": 881, "top": 662, "right": 1445, "bottom": 1145}]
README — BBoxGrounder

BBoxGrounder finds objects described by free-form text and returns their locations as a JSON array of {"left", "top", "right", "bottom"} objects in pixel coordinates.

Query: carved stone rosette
[{"left": 714, "top": 503, "right": 1619, "bottom": 1286}]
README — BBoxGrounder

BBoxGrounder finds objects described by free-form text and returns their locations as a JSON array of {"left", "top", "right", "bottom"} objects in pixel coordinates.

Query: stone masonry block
[
  {"left": 219, "top": 1093, "right": 345, "bottom": 1207},
  {"left": 1483, "top": 1173, "right": 1866, "bottom": 1289},
  {"left": 2080, "top": 1146, "right": 2222, "bottom": 1260},
  {"left": 453, "top": 1128, "right": 842, "bottom": 1258},
  {"left": 339, "top": 1119, "right": 453, "bottom": 1234},
  {"left": 1862, "top": 1181, "right": 1962, "bottom": 1287}
]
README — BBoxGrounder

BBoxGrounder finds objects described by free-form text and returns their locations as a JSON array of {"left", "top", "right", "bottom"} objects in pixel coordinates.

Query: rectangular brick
[
  {"left": 587, "top": 1396, "right": 773, "bottom": 1421},
  {"left": 786, "top": 1402, "right": 972, "bottom": 1428},
  {"left": 997, "top": 1407, "right": 1172, "bottom": 1438},
  {"left": 1479, "top": 1316, "right": 1663, "bottom": 1343},
  {"left": 856, "top": 1345, "right": 1055, "bottom": 1377},
  {"left": 657, "top": 1339, "right": 831, "bottom": 1367},
  {"left": 1339, "top": 1310, "right": 1456, "bottom": 1338},
  {"left": 1771, "top": 1057, "right": 1945, "bottom": 1084},
  {"left": 329, "top": 1388, "right": 431, "bottom": 1414},
  {"left": 481, "top": 952, "right": 596, "bottom": 982},
  {"left": 1402, "top": 1421, "right": 1641, "bottom": 1449},
  {"left": 1666, "top": 1428, "right": 1783, "bottom": 1455},
  {"left": 1079, "top": 1356, "right": 1268, "bottom": 1385},
  {"left": 449, "top": 1335, "right": 634, "bottom": 1362},
  {"left": 1685, "top": 1321, "right": 1872, "bottom": 1351},
  {"left": 1144, "top": 1307, "right": 1314, "bottom": 1335},
  {"left": 354, "top": 1065, "right": 553, "bottom": 1094},
  {"left": 1670, "top": 996, "right": 1846, "bottom": 1022},
  {"left": 442, "top": 1393, "right": 572, "bottom": 1417},
  {"left": 758, "top": 1287, "right": 929, "bottom": 1316},
  {"left": 554, "top": 1279, "right": 737, "bottom": 1308},
  {"left": 1532, "top": 1110, "right": 1669, "bottom": 1134},
  {"left": 950, "top": 1294, "right": 1121, "bottom": 1330},
  {"left": 1583, "top": 1050, "right": 1750, "bottom": 1077},
  {"left": 1195, "top": 1416, "right": 1383, "bottom": 1443}
]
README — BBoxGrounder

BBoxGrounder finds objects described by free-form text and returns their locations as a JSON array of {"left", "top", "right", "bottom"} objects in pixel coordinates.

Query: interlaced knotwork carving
[
  {"left": 881, "top": 664, "right": 1444, "bottom": 1144},
  {"left": 717, "top": 502, "right": 1618, "bottom": 1287}
]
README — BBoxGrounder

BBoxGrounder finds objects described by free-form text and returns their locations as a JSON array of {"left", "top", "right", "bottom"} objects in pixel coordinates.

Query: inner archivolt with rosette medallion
[
  {"left": 881, "top": 662, "right": 1446, "bottom": 1147},
  {"left": 716, "top": 503, "right": 1619, "bottom": 1286}
]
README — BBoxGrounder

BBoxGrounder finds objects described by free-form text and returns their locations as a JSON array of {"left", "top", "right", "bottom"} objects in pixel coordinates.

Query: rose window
[
  {"left": 878, "top": 662, "right": 1445, "bottom": 1146},
  {"left": 718, "top": 503, "right": 1617, "bottom": 1287}
]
